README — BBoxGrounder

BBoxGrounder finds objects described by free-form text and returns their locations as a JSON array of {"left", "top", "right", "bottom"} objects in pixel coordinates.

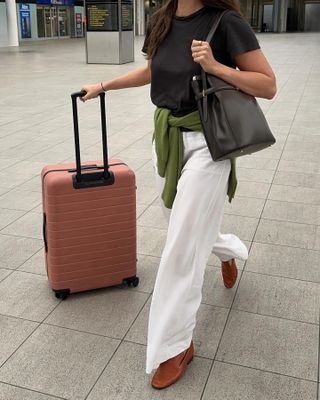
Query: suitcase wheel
[
  {"left": 123, "top": 276, "right": 139, "bottom": 288},
  {"left": 54, "top": 289, "right": 70, "bottom": 300}
]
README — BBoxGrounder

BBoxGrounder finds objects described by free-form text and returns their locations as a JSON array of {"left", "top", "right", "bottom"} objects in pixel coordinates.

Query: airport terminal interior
[{"left": 0, "top": 0, "right": 320, "bottom": 47}]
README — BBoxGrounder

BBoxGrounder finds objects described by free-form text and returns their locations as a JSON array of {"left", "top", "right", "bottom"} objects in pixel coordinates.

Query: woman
[{"left": 81, "top": 0, "right": 276, "bottom": 390}]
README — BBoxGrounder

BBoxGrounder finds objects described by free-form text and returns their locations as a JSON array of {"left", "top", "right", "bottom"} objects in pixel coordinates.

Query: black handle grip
[
  {"left": 71, "top": 90, "right": 87, "bottom": 99},
  {"left": 71, "top": 91, "right": 112, "bottom": 188}
]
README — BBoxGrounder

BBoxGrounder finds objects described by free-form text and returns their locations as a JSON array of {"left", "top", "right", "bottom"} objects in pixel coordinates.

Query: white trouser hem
[{"left": 146, "top": 336, "right": 192, "bottom": 374}]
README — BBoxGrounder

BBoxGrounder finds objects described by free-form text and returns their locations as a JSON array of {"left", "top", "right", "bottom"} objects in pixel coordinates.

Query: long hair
[{"left": 145, "top": 0, "right": 241, "bottom": 59}]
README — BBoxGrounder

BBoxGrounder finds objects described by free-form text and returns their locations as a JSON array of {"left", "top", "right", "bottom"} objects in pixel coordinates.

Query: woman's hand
[
  {"left": 80, "top": 83, "right": 104, "bottom": 102},
  {"left": 191, "top": 40, "right": 220, "bottom": 74}
]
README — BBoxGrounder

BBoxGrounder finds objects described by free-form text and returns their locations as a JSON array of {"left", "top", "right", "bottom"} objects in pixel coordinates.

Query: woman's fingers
[
  {"left": 191, "top": 39, "right": 208, "bottom": 51},
  {"left": 80, "top": 84, "right": 99, "bottom": 102},
  {"left": 80, "top": 86, "right": 89, "bottom": 102}
]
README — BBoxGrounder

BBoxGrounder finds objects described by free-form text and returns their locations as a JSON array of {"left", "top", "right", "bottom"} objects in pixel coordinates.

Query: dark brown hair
[{"left": 145, "top": 0, "right": 241, "bottom": 59}]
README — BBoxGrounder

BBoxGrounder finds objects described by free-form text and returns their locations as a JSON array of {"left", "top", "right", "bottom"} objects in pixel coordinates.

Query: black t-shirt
[{"left": 142, "top": 6, "right": 260, "bottom": 116}]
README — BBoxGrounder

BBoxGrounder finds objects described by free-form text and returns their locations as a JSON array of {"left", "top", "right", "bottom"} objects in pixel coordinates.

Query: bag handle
[
  {"left": 201, "top": 9, "right": 229, "bottom": 122},
  {"left": 70, "top": 91, "right": 114, "bottom": 189}
]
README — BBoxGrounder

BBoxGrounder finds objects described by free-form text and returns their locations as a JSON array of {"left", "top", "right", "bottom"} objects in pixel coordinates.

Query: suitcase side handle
[{"left": 70, "top": 91, "right": 114, "bottom": 189}]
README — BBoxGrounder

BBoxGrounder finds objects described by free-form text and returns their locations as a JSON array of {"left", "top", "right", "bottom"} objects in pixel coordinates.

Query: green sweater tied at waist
[{"left": 153, "top": 107, "right": 237, "bottom": 209}]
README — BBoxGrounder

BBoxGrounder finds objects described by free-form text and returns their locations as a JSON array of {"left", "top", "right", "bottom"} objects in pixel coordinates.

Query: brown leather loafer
[
  {"left": 221, "top": 258, "right": 238, "bottom": 288},
  {"left": 151, "top": 340, "right": 194, "bottom": 390}
]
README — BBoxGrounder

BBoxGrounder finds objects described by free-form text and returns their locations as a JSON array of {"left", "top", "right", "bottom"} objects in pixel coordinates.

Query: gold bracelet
[{"left": 100, "top": 82, "right": 106, "bottom": 92}]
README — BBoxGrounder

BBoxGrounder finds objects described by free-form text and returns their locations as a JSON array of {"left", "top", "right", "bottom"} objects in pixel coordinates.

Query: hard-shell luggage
[{"left": 41, "top": 92, "right": 138, "bottom": 300}]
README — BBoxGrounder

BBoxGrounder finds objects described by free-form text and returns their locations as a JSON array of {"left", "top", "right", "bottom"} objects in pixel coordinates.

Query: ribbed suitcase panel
[
  {"left": 48, "top": 244, "right": 136, "bottom": 265},
  {"left": 42, "top": 160, "right": 137, "bottom": 293}
]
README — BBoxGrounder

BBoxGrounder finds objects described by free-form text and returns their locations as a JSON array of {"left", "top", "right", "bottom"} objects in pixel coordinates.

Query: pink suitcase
[{"left": 41, "top": 92, "right": 138, "bottom": 299}]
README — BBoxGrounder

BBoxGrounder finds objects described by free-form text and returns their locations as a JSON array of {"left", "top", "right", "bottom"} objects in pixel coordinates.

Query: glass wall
[{"left": 37, "top": 5, "right": 70, "bottom": 38}]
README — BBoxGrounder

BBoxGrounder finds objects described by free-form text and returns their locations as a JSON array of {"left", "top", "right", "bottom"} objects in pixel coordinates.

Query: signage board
[
  {"left": 19, "top": 3, "right": 31, "bottom": 39},
  {"left": 86, "top": 2, "right": 119, "bottom": 31},
  {"left": 121, "top": 1, "right": 133, "bottom": 31}
]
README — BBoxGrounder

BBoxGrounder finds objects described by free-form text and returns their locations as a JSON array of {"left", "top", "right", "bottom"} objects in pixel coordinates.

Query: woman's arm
[
  {"left": 191, "top": 41, "right": 276, "bottom": 100},
  {"left": 81, "top": 60, "right": 151, "bottom": 102}
]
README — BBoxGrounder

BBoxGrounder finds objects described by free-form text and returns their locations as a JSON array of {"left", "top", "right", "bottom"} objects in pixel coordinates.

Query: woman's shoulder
[
  {"left": 221, "top": 9, "right": 252, "bottom": 29},
  {"left": 204, "top": 7, "right": 250, "bottom": 31}
]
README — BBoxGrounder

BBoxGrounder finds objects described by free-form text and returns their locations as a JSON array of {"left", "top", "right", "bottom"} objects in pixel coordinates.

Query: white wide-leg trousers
[{"left": 146, "top": 131, "right": 248, "bottom": 374}]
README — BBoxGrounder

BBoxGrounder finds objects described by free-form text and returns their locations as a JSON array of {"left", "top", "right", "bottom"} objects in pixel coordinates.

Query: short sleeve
[
  {"left": 220, "top": 11, "right": 260, "bottom": 57},
  {"left": 142, "top": 22, "right": 152, "bottom": 54}
]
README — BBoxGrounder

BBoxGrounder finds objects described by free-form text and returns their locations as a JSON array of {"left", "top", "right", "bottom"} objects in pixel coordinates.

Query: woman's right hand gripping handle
[
  {"left": 80, "top": 83, "right": 104, "bottom": 102},
  {"left": 80, "top": 60, "right": 152, "bottom": 103}
]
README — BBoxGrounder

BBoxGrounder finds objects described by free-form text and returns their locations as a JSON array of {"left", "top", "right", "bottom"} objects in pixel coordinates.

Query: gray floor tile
[
  {"left": 136, "top": 184, "right": 159, "bottom": 205},
  {"left": 255, "top": 219, "right": 317, "bottom": 249},
  {"left": 18, "top": 175, "right": 42, "bottom": 192},
  {"left": 137, "top": 205, "right": 168, "bottom": 229},
  {"left": 0, "top": 271, "right": 58, "bottom": 321},
  {"left": 1, "top": 212, "right": 42, "bottom": 239},
  {"left": 224, "top": 196, "right": 265, "bottom": 218},
  {"left": 281, "top": 149, "right": 320, "bottom": 163},
  {"left": 202, "top": 265, "right": 240, "bottom": 308},
  {"left": 237, "top": 157, "right": 278, "bottom": 170},
  {"left": 0, "top": 314, "right": 38, "bottom": 366},
  {"left": 216, "top": 310, "right": 318, "bottom": 381},
  {"left": 136, "top": 203, "right": 149, "bottom": 218},
  {"left": 0, "top": 269, "right": 12, "bottom": 282},
  {"left": 45, "top": 287, "right": 148, "bottom": 338},
  {"left": 235, "top": 181, "right": 271, "bottom": 199},
  {"left": 202, "top": 362, "right": 317, "bottom": 400},
  {"left": 274, "top": 170, "right": 320, "bottom": 190},
  {"left": 0, "top": 324, "right": 119, "bottom": 400},
  {"left": 262, "top": 200, "right": 320, "bottom": 225},
  {"left": 0, "top": 208, "right": 25, "bottom": 230},
  {"left": 246, "top": 242, "right": 320, "bottom": 282},
  {"left": 87, "top": 341, "right": 212, "bottom": 400},
  {"left": 0, "top": 189, "right": 41, "bottom": 211},
  {"left": 0, "top": 187, "right": 10, "bottom": 196},
  {"left": 277, "top": 159, "right": 320, "bottom": 174},
  {"left": 314, "top": 226, "right": 320, "bottom": 250},
  {"left": 233, "top": 272, "right": 320, "bottom": 324},
  {"left": 134, "top": 254, "right": 159, "bottom": 294},
  {"left": 237, "top": 168, "right": 275, "bottom": 183},
  {"left": 116, "top": 147, "right": 152, "bottom": 161},
  {"left": 123, "top": 297, "right": 150, "bottom": 345},
  {"left": 221, "top": 215, "right": 259, "bottom": 242},
  {"left": 31, "top": 204, "right": 43, "bottom": 214},
  {"left": 192, "top": 303, "right": 229, "bottom": 359},
  {"left": 137, "top": 226, "right": 167, "bottom": 257},
  {"left": 2, "top": 161, "right": 45, "bottom": 177},
  {"left": 284, "top": 141, "right": 320, "bottom": 153},
  {"left": 18, "top": 249, "right": 47, "bottom": 276},
  {"left": 0, "top": 234, "right": 43, "bottom": 269},
  {"left": 0, "top": 383, "right": 63, "bottom": 400},
  {"left": 0, "top": 157, "right": 22, "bottom": 171},
  {"left": 136, "top": 170, "right": 158, "bottom": 188},
  {"left": 268, "top": 184, "right": 320, "bottom": 205}
]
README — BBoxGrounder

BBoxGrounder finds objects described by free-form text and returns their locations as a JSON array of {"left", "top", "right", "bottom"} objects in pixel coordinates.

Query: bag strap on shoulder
[
  {"left": 205, "top": 9, "right": 229, "bottom": 43},
  {"left": 202, "top": 9, "right": 229, "bottom": 122}
]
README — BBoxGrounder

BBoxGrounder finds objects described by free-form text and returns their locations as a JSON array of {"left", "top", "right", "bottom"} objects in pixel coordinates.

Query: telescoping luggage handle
[{"left": 70, "top": 91, "right": 114, "bottom": 189}]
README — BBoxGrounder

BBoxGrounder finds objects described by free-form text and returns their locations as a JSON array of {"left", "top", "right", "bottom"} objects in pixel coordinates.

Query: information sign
[
  {"left": 86, "top": 2, "right": 119, "bottom": 31},
  {"left": 19, "top": 4, "right": 31, "bottom": 39}
]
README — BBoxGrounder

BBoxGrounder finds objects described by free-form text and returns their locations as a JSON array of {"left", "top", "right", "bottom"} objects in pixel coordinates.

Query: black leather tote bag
[{"left": 191, "top": 10, "right": 276, "bottom": 161}]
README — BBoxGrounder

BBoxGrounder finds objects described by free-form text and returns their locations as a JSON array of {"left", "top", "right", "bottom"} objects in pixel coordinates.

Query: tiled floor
[{"left": 0, "top": 33, "right": 320, "bottom": 400}]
